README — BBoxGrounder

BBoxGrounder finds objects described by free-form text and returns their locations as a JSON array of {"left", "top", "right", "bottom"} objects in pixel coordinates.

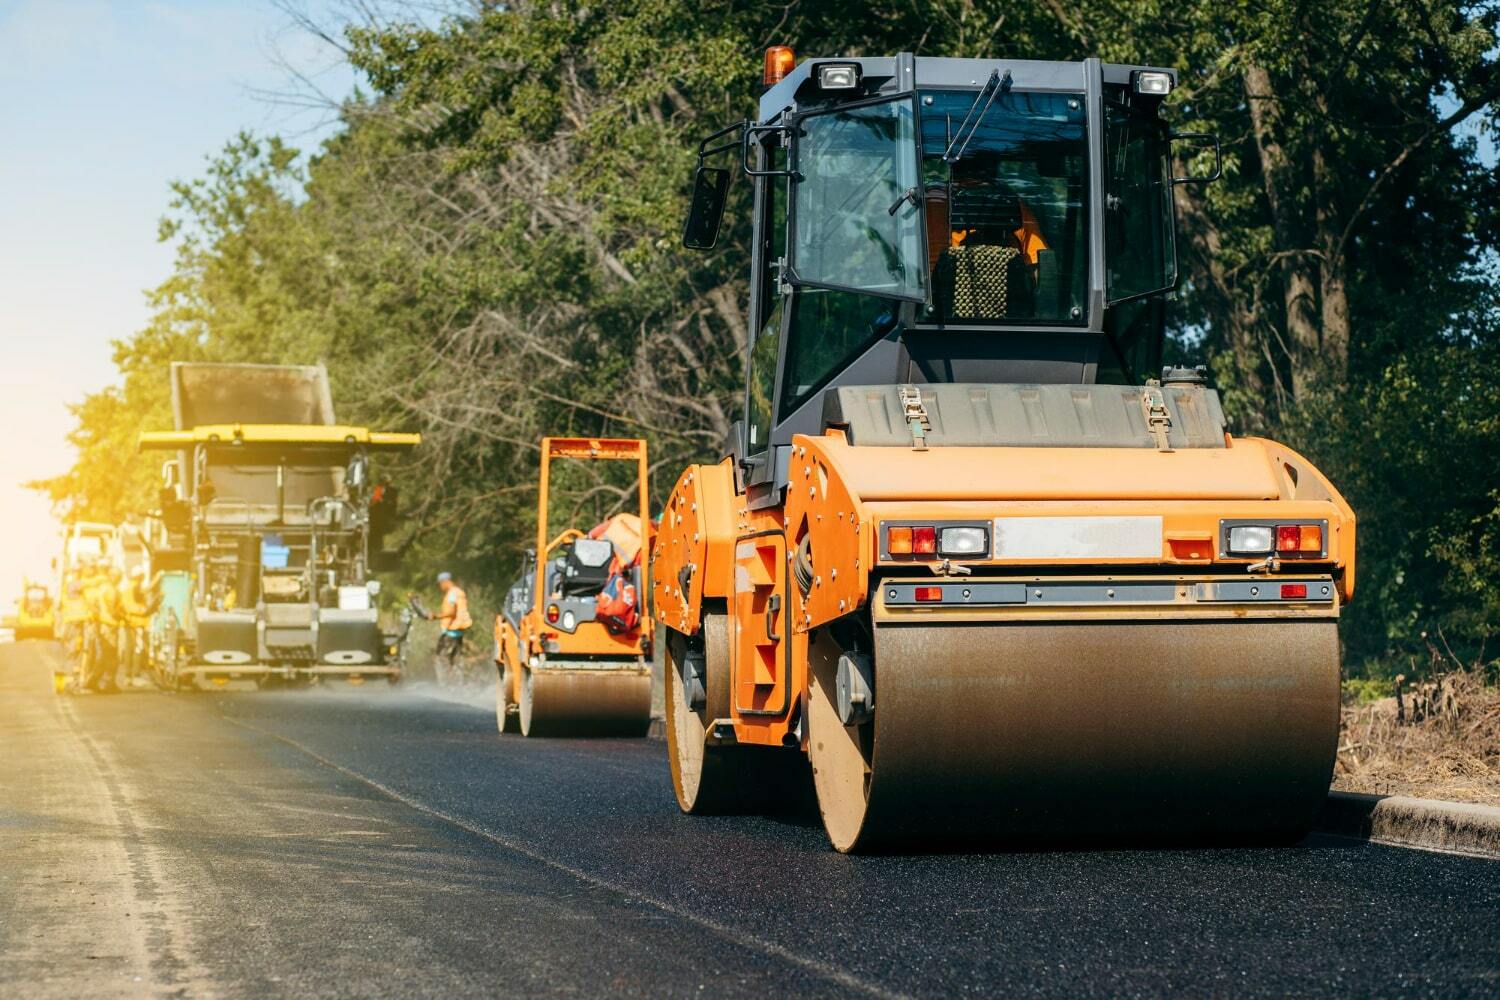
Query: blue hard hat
[{"left": 436, "top": 572, "right": 452, "bottom": 583}]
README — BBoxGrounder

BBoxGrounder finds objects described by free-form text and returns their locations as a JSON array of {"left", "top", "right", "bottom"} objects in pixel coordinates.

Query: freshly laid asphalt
[{"left": 1, "top": 640, "right": 1495, "bottom": 999}]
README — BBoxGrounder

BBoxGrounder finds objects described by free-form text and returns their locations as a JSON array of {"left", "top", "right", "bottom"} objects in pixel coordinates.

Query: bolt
[
  {"left": 1107, "top": 589, "right": 1115, "bottom": 598},
  {"left": 1251, "top": 586, "right": 1260, "bottom": 597},
  {"left": 888, "top": 589, "right": 896, "bottom": 599}
]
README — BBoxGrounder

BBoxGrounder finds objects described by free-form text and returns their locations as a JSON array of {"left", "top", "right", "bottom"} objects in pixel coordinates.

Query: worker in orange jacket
[
  {"left": 86, "top": 567, "right": 125, "bottom": 693},
  {"left": 428, "top": 572, "right": 472, "bottom": 686},
  {"left": 120, "top": 567, "right": 155, "bottom": 687}
]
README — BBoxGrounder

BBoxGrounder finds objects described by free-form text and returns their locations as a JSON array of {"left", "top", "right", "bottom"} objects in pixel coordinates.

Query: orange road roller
[
  {"left": 494, "top": 438, "right": 655, "bottom": 737},
  {"left": 654, "top": 49, "right": 1355, "bottom": 851}
]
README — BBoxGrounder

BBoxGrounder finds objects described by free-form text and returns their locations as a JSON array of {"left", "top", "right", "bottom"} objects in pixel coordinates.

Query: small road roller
[
  {"left": 12, "top": 580, "right": 56, "bottom": 641},
  {"left": 654, "top": 49, "right": 1356, "bottom": 851},
  {"left": 494, "top": 438, "right": 655, "bottom": 736}
]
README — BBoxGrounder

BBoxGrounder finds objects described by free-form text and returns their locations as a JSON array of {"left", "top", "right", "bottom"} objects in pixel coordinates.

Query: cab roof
[{"left": 759, "top": 54, "right": 1177, "bottom": 120}]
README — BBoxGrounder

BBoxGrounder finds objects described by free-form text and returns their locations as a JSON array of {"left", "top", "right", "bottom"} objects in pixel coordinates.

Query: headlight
[
  {"left": 816, "top": 63, "right": 860, "bottom": 90},
  {"left": 1226, "top": 524, "right": 1274, "bottom": 554},
  {"left": 938, "top": 526, "right": 988, "bottom": 556},
  {"left": 1134, "top": 70, "right": 1173, "bottom": 96},
  {"left": 561, "top": 610, "right": 576, "bottom": 631}
]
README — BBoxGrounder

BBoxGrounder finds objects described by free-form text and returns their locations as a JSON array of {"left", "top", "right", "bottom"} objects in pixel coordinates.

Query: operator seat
[{"left": 558, "top": 538, "right": 614, "bottom": 599}]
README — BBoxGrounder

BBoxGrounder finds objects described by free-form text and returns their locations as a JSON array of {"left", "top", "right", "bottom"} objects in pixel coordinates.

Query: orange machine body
[{"left": 654, "top": 432, "right": 1355, "bottom": 752}]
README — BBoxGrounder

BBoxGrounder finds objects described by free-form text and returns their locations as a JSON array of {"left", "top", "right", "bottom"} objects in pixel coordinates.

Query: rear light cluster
[
  {"left": 884, "top": 522, "right": 989, "bottom": 559},
  {"left": 1223, "top": 520, "right": 1325, "bottom": 558}
]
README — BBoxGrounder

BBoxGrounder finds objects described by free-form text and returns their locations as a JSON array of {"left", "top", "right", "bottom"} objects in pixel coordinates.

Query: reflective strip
[{"left": 993, "top": 516, "right": 1163, "bottom": 560}]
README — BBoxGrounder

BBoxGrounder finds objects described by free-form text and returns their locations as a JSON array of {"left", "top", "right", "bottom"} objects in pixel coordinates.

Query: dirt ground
[{"left": 1333, "top": 669, "right": 1500, "bottom": 806}]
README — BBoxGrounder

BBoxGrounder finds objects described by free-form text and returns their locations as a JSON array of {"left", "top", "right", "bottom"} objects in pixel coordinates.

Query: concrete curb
[{"left": 1318, "top": 791, "right": 1500, "bottom": 859}]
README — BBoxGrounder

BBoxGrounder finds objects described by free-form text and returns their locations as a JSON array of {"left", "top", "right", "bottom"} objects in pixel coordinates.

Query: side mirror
[
  {"left": 682, "top": 166, "right": 730, "bottom": 250},
  {"left": 347, "top": 453, "right": 368, "bottom": 489},
  {"left": 1171, "top": 132, "right": 1222, "bottom": 185}
]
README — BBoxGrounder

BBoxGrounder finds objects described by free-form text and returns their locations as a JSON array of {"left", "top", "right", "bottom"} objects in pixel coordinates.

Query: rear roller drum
[
  {"left": 666, "top": 612, "right": 809, "bottom": 815},
  {"left": 519, "top": 663, "right": 651, "bottom": 738},
  {"left": 808, "top": 617, "right": 1342, "bottom": 853}
]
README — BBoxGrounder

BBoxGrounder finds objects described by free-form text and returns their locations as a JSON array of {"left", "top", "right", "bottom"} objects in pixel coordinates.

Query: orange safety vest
[{"left": 440, "top": 586, "right": 473, "bottom": 631}]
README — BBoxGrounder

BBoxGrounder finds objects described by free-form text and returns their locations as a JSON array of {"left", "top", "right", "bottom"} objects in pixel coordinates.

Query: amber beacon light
[{"left": 763, "top": 46, "right": 796, "bottom": 86}]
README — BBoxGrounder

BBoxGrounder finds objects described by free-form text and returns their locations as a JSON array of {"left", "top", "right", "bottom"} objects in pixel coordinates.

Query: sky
[{"left": 0, "top": 0, "right": 356, "bottom": 608}]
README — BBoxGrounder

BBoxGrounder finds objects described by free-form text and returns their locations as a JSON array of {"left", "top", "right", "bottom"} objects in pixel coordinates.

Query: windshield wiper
[{"left": 943, "top": 68, "right": 1011, "bottom": 163}]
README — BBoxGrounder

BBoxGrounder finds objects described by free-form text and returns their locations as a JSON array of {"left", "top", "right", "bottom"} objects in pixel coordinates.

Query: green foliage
[
  {"left": 1342, "top": 676, "right": 1392, "bottom": 704},
  {"left": 38, "top": 0, "right": 1500, "bottom": 657}
]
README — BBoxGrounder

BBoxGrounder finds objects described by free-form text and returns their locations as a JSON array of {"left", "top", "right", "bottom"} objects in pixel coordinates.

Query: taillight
[
  {"left": 914, "top": 586, "right": 942, "bottom": 602},
  {"left": 1280, "top": 583, "right": 1308, "bottom": 599},
  {"left": 546, "top": 604, "right": 560, "bottom": 623},
  {"left": 1226, "top": 524, "right": 1274, "bottom": 555},
  {"left": 885, "top": 521, "right": 989, "bottom": 560},
  {"left": 1225, "top": 520, "right": 1325, "bottom": 558},
  {"left": 938, "top": 525, "right": 988, "bottom": 555},
  {"left": 888, "top": 526, "right": 913, "bottom": 555}
]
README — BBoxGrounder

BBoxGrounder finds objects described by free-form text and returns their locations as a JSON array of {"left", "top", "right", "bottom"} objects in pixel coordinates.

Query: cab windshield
[{"left": 919, "top": 89, "right": 1089, "bottom": 324}]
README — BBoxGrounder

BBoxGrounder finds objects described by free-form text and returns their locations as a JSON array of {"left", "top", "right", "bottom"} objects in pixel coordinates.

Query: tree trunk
[
  {"left": 1173, "top": 182, "right": 1264, "bottom": 411},
  {"left": 1311, "top": 119, "right": 1351, "bottom": 385},
  {"left": 1244, "top": 64, "right": 1322, "bottom": 400}
]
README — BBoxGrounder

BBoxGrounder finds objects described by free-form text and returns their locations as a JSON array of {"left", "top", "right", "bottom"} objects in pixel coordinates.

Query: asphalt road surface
[{"left": 2, "top": 641, "right": 1496, "bottom": 999}]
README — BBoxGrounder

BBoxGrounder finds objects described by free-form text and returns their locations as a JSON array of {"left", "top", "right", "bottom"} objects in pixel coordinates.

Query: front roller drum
[
  {"left": 494, "top": 659, "right": 518, "bottom": 733},
  {"left": 666, "top": 614, "right": 810, "bottom": 814},
  {"left": 519, "top": 664, "right": 651, "bottom": 737},
  {"left": 809, "top": 618, "right": 1341, "bottom": 853}
]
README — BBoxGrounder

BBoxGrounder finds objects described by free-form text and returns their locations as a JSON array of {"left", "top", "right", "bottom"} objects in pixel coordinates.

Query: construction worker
[
  {"left": 77, "top": 562, "right": 108, "bottom": 691},
  {"left": 428, "top": 572, "right": 472, "bottom": 685},
  {"left": 87, "top": 566, "right": 125, "bottom": 693},
  {"left": 120, "top": 567, "right": 154, "bottom": 687},
  {"left": 59, "top": 564, "right": 92, "bottom": 687}
]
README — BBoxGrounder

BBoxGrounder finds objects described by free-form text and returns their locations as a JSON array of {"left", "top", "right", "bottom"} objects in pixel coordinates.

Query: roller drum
[
  {"left": 810, "top": 618, "right": 1340, "bottom": 852},
  {"left": 520, "top": 664, "right": 652, "bottom": 737}
]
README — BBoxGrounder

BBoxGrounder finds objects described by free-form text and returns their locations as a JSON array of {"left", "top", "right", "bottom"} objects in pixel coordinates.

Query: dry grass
[{"left": 1333, "top": 667, "right": 1500, "bottom": 806}]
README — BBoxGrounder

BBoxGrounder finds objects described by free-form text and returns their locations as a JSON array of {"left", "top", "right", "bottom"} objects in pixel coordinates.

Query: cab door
[{"left": 786, "top": 94, "right": 926, "bottom": 302}]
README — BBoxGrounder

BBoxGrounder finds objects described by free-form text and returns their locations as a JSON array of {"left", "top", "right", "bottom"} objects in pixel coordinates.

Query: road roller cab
[
  {"left": 494, "top": 437, "right": 655, "bottom": 737},
  {"left": 657, "top": 49, "right": 1355, "bottom": 851}
]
